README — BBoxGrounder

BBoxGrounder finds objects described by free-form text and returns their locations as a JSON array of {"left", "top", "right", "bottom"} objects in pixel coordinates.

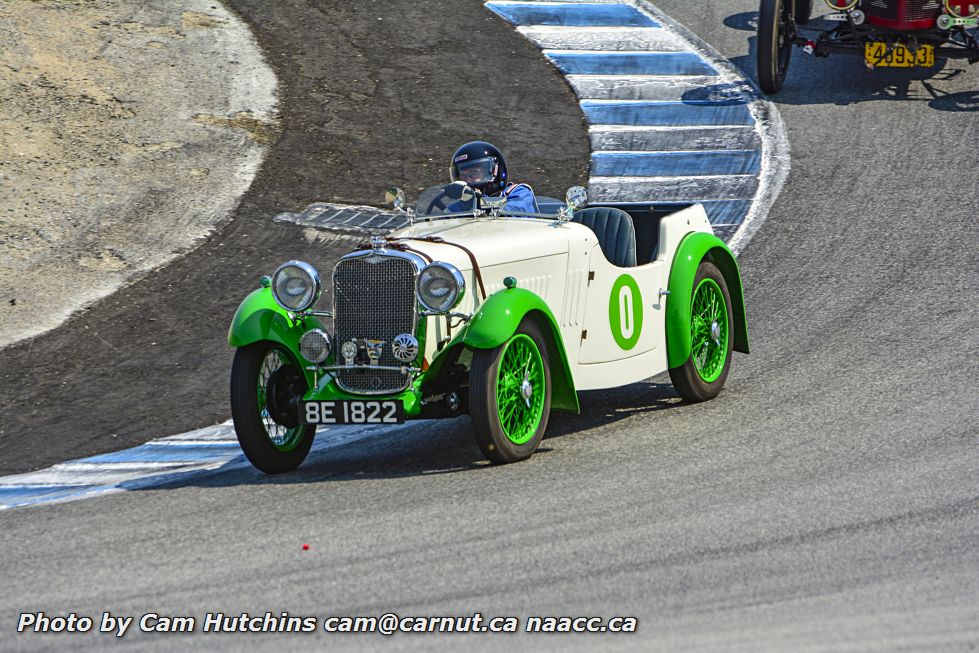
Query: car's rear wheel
[
  {"left": 758, "top": 0, "right": 794, "bottom": 94},
  {"left": 469, "top": 319, "right": 552, "bottom": 464},
  {"left": 231, "top": 341, "right": 315, "bottom": 473},
  {"left": 669, "top": 261, "right": 734, "bottom": 402}
]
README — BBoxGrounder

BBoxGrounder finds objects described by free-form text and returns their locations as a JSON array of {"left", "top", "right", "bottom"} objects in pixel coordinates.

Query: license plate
[
  {"left": 864, "top": 42, "right": 934, "bottom": 68},
  {"left": 301, "top": 400, "right": 405, "bottom": 425}
]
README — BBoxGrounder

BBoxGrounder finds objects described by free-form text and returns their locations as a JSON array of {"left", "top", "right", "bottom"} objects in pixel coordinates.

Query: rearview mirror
[
  {"left": 565, "top": 186, "right": 588, "bottom": 209},
  {"left": 385, "top": 187, "right": 406, "bottom": 211}
]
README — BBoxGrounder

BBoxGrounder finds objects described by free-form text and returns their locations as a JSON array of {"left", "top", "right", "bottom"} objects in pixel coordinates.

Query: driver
[{"left": 448, "top": 141, "right": 539, "bottom": 214}]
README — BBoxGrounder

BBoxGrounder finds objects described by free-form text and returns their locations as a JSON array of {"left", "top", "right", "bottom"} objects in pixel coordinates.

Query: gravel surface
[{"left": 0, "top": 0, "right": 276, "bottom": 348}]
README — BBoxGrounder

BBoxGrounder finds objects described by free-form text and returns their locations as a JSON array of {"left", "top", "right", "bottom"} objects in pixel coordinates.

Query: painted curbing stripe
[
  {"left": 698, "top": 199, "right": 755, "bottom": 224},
  {"left": 486, "top": 2, "right": 660, "bottom": 26},
  {"left": 589, "top": 174, "right": 758, "bottom": 202},
  {"left": 589, "top": 125, "right": 760, "bottom": 151},
  {"left": 74, "top": 442, "right": 242, "bottom": 465},
  {"left": 591, "top": 150, "right": 761, "bottom": 176},
  {"left": 517, "top": 25, "right": 685, "bottom": 50},
  {"left": 567, "top": 74, "right": 750, "bottom": 101},
  {"left": 545, "top": 51, "right": 715, "bottom": 75},
  {"left": 581, "top": 99, "right": 753, "bottom": 127},
  {"left": 0, "top": 420, "right": 401, "bottom": 511}
]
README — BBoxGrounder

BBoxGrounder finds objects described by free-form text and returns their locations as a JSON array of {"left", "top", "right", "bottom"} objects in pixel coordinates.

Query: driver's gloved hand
[{"left": 445, "top": 181, "right": 474, "bottom": 201}]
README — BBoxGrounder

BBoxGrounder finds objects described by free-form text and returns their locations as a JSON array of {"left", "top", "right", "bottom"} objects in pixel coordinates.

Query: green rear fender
[
  {"left": 228, "top": 287, "right": 323, "bottom": 383},
  {"left": 463, "top": 288, "right": 579, "bottom": 413},
  {"left": 666, "top": 232, "right": 749, "bottom": 369}
]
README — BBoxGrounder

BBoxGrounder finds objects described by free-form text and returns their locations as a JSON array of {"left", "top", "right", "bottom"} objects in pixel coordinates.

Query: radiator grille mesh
[{"left": 333, "top": 255, "right": 416, "bottom": 394}]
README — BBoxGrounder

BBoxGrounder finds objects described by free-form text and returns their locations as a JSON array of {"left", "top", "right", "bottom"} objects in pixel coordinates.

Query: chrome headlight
[
  {"left": 271, "top": 261, "right": 321, "bottom": 312},
  {"left": 416, "top": 262, "right": 465, "bottom": 313},
  {"left": 299, "top": 329, "right": 331, "bottom": 363}
]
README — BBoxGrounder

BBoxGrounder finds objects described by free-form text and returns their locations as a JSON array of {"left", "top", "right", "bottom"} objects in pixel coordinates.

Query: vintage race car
[
  {"left": 758, "top": 0, "right": 979, "bottom": 93},
  {"left": 228, "top": 184, "right": 749, "bottom": 473}
]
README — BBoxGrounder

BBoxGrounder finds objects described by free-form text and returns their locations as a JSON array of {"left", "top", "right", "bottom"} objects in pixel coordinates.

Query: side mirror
[
  {"left": 385, "top": 187, "right": 406, "bottom": 211},
  {"left": 565, "top": 186, "right": 588, "bottom": 210}
]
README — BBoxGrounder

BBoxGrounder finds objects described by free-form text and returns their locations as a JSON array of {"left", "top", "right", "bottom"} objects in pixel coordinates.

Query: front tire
[
  {"left": 230, "top": 341, "right": 315, "bottom": 474},
  {"left": 669, "top": 261, "right": 734, "bottom": 403},
  {"left": 792, "top": 0, "right": 813, "bottom": 24},
  {"left": 758, "top": 0, "right": 794, "bottom": 94},
  {"left": 469, "top": 319, "right": 552, "bottom": 464}
]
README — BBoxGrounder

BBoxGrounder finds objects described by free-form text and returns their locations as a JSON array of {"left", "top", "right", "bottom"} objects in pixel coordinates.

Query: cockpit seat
[{"left": 571, "top": 207, "right": 637, "bottom": 268}]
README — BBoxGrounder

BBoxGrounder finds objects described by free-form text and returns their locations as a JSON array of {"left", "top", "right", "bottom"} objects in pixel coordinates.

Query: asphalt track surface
[{"left": 2, "top": 1, "right": 978, "bottom": 651}]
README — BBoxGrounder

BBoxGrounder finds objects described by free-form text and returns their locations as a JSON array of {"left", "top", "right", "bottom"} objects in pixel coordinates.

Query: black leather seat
[{"left": 571, "top": 207, "right": 637, "bottom": 268}]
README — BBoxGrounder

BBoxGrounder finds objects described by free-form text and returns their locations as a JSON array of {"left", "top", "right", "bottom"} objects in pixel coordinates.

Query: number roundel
[{"left": 609, "top": 274, "right": 643, "bottom": 350}]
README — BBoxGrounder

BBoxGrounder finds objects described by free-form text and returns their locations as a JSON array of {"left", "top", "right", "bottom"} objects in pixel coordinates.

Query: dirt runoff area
[
  {"left": 0, "top": 0, "right": 277, "bottom": 348},
  {"left": 0, "top": 0, "right": 589, "bottom": 474}
]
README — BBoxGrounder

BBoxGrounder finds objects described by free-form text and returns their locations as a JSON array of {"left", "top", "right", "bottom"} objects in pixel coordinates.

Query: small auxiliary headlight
[
  {"left": 299, "top": 329, "right": 331, "bottom": 363},
  {"left": 416, "top": 262, "right": 465, "bottom": 313},
  {"left": 271, "top": 261, "right": 321, "bottom": 312}
]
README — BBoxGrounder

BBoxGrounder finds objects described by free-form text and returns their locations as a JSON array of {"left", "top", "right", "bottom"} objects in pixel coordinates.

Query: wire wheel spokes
[
  {"left": 690, "top": 278, "right": 729, "bottom": 382},
  {"left": 257, "top": 349, "right": 304, "bottom": 449},
  {"left": 495, "top": 335, "right": 545, "bottom": 445}
]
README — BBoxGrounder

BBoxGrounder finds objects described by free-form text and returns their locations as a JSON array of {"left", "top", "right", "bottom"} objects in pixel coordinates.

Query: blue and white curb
[
  {"left": 485, "top": 0, "right": 788, "bottom": 249},
  {"left": 0, "top": 1, "right": 787, "bottom": 511},
  {"left": 0, "top": 421, "right": 402, "bottom": 511}
]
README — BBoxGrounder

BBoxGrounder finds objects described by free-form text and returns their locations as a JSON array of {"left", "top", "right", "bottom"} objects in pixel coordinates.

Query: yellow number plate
[{"left": 864, "top": 42, "right": 935, "bottom": 67}]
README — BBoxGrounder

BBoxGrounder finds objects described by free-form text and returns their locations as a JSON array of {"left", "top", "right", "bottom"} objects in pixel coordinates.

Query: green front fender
[
  {"left": 666, "top": 232, "right": 749, "bottom": 369},
  {"left": 228, "top": 288, "right": 323, "bottom": 382},
  {"left": 463, "top": 288, "right": 579, "bottom": 413}
]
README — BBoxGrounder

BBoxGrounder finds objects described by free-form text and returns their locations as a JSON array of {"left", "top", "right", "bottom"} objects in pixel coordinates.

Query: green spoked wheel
[
  {"left": 669, "top": 261, "right": 735, "bottom": 402},
  {"left": 470, "top": 319, "right": 552, "bottom": 463},
  {"left": 231, "top": 341, "right": 315, "bottom": 473},
  {"left": 691, "top": 277, "right": 730, "bottom": 383}
]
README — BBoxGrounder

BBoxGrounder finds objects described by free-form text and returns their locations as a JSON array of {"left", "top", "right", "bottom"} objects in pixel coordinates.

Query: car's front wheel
[
  {"left": 230, "top": 341, "right": 315, "bottom": 473},
  {"left": 669, "top": 261, "right": 734, "bottom": 402},
  {"left": 758, "top": 0, "right": 794, "bottom": 94},
  {"left": 792, "top": 0, "right": 813, "bottom": 24},
  {"left": 469, "top": 319, "right": 552, "bottom": 464}
]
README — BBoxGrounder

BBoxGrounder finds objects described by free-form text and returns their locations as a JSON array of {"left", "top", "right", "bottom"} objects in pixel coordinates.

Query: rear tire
[
  {"left": 231, "top": 341, "right": 315, "bottom": 474},
  {"left": 469, "top": 319, "right": 552, "bottom": 464},
  {"left": 758, "top": 0, "right": 794, "bottom": 94},
  {"left": 669, "top": 261, "right": 734, "bottom": 403}
]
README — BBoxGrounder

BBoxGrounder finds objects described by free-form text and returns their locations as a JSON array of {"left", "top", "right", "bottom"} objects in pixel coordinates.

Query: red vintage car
[{"left": 757, "top": 0, "right": 979, "bottom": 93}]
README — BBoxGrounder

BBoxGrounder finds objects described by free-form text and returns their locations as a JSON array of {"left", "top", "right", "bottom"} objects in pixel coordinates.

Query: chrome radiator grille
[
  {"left": 907, "top": 0, "right": 941, "bottom": 20},
  {"left": 333, "top": 254, "right": 417, "bottom": 394}
]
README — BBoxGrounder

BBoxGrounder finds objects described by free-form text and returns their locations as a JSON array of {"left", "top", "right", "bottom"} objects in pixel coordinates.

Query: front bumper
[{"left": 304, "top": 373, "right": 425, "bottom": 418}]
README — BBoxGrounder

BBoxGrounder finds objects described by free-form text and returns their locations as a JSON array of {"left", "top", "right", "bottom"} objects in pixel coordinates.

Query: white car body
[{"left": 392, "top": 204, "right": 714, "bottom": 390}]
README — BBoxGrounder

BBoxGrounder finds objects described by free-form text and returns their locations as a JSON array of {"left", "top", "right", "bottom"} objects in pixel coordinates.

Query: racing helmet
[{"left": 449, "top": 141, "right": 508, "bottom": 195}]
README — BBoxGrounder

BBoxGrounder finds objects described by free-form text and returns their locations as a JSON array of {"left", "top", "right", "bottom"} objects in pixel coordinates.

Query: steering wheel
[{"left": 425, "top": 192, "right": 450, "bottom": 215}]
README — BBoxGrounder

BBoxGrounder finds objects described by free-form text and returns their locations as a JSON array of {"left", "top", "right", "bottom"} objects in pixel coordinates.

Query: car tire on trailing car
[
  {"left": 230, "top": 341, "right": 315, "bottom": 474},
  {"left": 669, "top": 261, "right": 734, "bottom": 403},
  {"left": 758, "top": 0, "right": 794, "bottom": 94},
  {"left": 469, "top": 318, "right": 552, "bottom": 464},
  {"left": 792, "top": 0, "right": 813, "bottom": 24}
]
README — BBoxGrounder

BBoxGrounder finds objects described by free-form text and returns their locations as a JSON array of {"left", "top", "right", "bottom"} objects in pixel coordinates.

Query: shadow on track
[
  {"left": 146, "top": 381, "right": 684, "bottom": 489},
  {"left": 718, "top": 10, "right": 978, "bottom": 109}
]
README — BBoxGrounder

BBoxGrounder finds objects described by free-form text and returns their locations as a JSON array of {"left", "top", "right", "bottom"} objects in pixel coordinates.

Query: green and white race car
[{"left": 228, "top": 184, "right": 749, "bottom": 473}]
